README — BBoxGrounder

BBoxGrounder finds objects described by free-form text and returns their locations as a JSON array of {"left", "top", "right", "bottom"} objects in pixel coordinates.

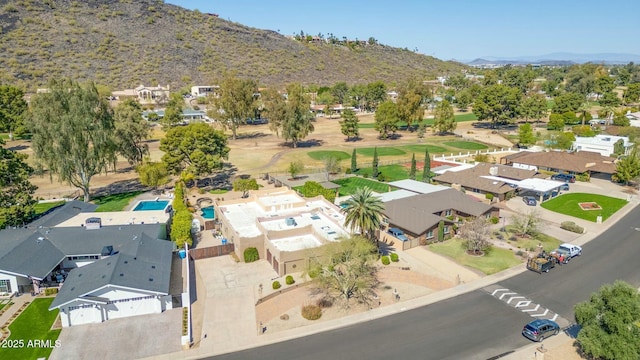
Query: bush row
[{"left": 170, "top": 182, "right": 193, "bottom": 248}]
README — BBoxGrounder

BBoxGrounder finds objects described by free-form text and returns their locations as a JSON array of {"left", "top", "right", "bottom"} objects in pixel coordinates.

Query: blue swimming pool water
[
  {"left": 202, "top": 206, "right": 215, "bottom": 219},
  {"left": 133, "top": 200, "right": 169, "bottom": 211}
]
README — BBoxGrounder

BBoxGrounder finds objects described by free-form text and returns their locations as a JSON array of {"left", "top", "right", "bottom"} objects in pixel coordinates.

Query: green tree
[
  {"left": 409, "top": 153, "right": 416, "bottom": 180},
  {"left": 552, "top": 92, "right": 583, "bottom": 114},
  {"left": 455, "top": 89, "right": 473, "bottom": 111},
  {"left": 518, "top": 123, "right": 536, "bottom": 145},
  {"left": 350, "top": 148, "right": 357, "bottom": 173},
  {"left": 280, "top": 83, "right": 315, "bottom": 147},
  {"left": 575, "top": 281, "right": 640, "bottom": 360},
  {"left": 232, "top": 178, "right": 259, "bottom": 197},
  {"left": 374, "top": 100, "right": 398, "bottom": 139},
  {"left": 555, "top": 131, "right": 576, "bottom": 150},
  {"left": 623, "top": 83, "right": 640, "bottom": 104},
  {"left": 306, "top": 236, "right": 378, "bottom": 308},
  {"left": 136, "top": 160, "right": 169, "bottom": 190},
  {"left": 599, "top": 91, "right": 621, "bottom": 108},
  {"left": 547, "top": 114, "right": 565, "bottom": 130},
  {"left": 422, "top": 148, "right": 431, "bottom": 182},
  {"left": 288, "top": 160, "right": 304, "bottom": 179},
  {"left": 0, "top": 138, "right": 37, "bottom": 228},
  {"left": 614, "top": 149, "right": 640, "bottom": 184},
  {"left": 161, "top": 93, "right": 184, "bottom": 128},
  {"left": 212, "top": 73, "right": 258, "bottom": 140},
  {"left": 511, "top": 210, "right": 540, "bottom": 237},
  {"left": 113, "top": 99, "right": 150, "bottom": 166},
  {"left": 572, "top": 125, "right": 596, "bottom": 137},
  {"left": 29, "top": 79, "right": 116, "bottom": 202},
  {"left": 433, "top": 99, "right": 456, "bottom": 134},
  {"left": 324, "top": 156, "right": 341, "bottom": 180},
  {"left": 0, "top": 85, "right": 27, "bottom": 139},
  {"left": 331, "top": 82, "right": 349, "bottom": 104},
  {"left": 342, "top": 187, "right": 385, "bottom": 244},
  {"left": 261, "top": 88, "right": 287, "bottom": 137},
  {"left": 472, "top": 84, "right": 522, "bottom": 127},
  {"left": 519, "top": 93, "right": 548, "bottom": 124},
  {"left": 365, "top": 81, "right": 387, "bottom": 111},
  {"left": 372, "top": 147, "right": 379, "bottom": 178},
  {"left": 160, "top": 123, "right": 229, "bottom": 185},
  {"left": 339, "top": 108, "right": 359, "bottom": 141},
  {"left": 396, "top": 80, "right": 425, "bottom": 129}
]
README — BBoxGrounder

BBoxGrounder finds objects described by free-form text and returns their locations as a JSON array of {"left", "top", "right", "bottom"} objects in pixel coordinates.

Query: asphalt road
[{"left": 210, "top": 206, "right": 640, "bottom": 360}]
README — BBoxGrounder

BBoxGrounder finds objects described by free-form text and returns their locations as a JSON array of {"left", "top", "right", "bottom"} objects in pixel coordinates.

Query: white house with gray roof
[{"left": 0, "top": 201, "right": 176, "bottom": 327}]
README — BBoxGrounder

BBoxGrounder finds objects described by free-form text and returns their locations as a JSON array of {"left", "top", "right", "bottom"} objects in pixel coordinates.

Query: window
[
  {"left": 0, "top": 279, "right": 11, "bottom": 293},
  {"left": 443, "top": 226, "right": 450, "bottom": 234},
  {"left": 445, "top": 210, "right": 452, "bottom": 217},
  {"left": 426, "top": 230, "right": 434, "bottom": 239}
]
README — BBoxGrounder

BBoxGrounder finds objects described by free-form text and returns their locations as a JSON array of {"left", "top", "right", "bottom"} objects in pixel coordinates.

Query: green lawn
[
  {"left": 540, "top": 193, "right": 628, "bottom": 222},
  {"left": 0, "top": 298, "right": 61, "bottom": 360},
  {"left": 399, "top": 144, "right": 448, "bottom": 154},
  {"left": 307, "top": 150, "right": 351, "bottom": 161},
  {"left": 443, "top": 141, "right": 488, "bottom": 150},
  {"left": 356, "top": 164, "right": 414, "bottom": 182},
  {"left": 209, "top": 189, "right": 228, "bottom": 194},
  {"left": 429, "top": 238, "right": 522, "bottom": 275},
  {"left": 93, "top": 191, "right": 145, "bottom": 212},
  {"left": 356, "top": 147, "right": 406, "bottom": 157},
  {"left": 332, "top": 177, "right": 391, "bottom": 196},
  {"left": 33, "top": 201, "right": 66, "bottom": 215}
]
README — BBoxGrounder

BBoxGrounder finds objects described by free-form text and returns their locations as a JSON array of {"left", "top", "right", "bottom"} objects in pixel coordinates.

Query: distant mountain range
[{"left": 466, "top": 53, "right": 640, "bottom": 66}]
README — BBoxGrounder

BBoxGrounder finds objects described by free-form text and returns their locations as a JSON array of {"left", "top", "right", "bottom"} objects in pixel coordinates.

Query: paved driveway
[{"left": 50, "top": 308, "right": 182, "bottom": 360}]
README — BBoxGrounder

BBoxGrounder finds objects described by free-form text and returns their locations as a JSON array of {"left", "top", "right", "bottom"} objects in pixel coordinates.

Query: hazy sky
[{"left": 167, "top": 0, "right": 640, "bottom": 61}]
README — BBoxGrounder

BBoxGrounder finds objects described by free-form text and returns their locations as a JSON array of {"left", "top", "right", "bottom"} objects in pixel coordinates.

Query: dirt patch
[{"left": 578, "top": 202, "right": 602, "bottom": 210}]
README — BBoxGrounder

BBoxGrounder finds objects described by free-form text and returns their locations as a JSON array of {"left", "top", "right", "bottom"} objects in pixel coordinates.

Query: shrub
[
  {"left": 285, "top": 275, "right": 295, "bottom": 285},
  {"left": 317, "top": 298, "right": 333, "bottom": 308},
  {"left": 244, "top": 247, "right": 259, "bottom": 263},
  {"left": 377, "top": 173, "right": 387, "bottom": 182},
  {"left": 515, "top": 250, "right": 525, "bottom": 257},
  {"left": 301, "top": 304, "right": 322, "bottom": 320},
  {"left": 485, "top": 193, "right": 494, "bottom": 200},
  {"left": 345, "top": 168, "right": 351, "bottom": 174},
  {"left": 490, "top": 216, "right": 500, "bottom": 224},
  {"left": 44, "top": 288, "right": 58, "bottom": 296},
  {"left": 272, "top": 281, "right": 281, "bottom": 290},
  {"left": 381, "top": 256, "right": 390, "bottom": 265},
  {"left": 299, "top": 181, "right": 336, "bottom": 203},
  {"left": 561, "top": 221, "right": 584, "bottom": 234},
  {"left": 576, "top": 172, "right": 590, "bottom": 182},
  {"left": 390, "top": 253, "right": 399, "bottom": 262},
  {"left": 307, "top": 268, "right": 319, "bottom": 278}
]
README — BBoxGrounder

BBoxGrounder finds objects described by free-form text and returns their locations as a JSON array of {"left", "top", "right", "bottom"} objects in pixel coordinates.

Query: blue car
[
  {"left": 522, "top": 319, "right": 560, "bottom": 342},
  {"left": 523, "top": 196, "right": 537, "bottom": 206},
  {"left": 388, "top": 227, "right": 409, "bottom": 241}
]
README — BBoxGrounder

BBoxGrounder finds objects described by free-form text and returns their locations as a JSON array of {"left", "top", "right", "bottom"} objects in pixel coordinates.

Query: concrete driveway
[{"left": 50, "top": 308, "right": 182, "bottom": 360}]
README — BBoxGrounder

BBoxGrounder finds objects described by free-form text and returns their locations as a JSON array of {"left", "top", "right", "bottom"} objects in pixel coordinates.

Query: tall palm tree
[{"left": 342, "top": 187, "right": 385, "bottom": 245}]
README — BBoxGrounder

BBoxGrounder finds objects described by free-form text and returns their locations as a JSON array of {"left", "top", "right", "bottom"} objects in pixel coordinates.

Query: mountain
[
  {"left": 0, "top": 0, "right": 466, "bottom": 91},
  {"left": 468, "top": 53, "right": 640, "bottom": 66}
]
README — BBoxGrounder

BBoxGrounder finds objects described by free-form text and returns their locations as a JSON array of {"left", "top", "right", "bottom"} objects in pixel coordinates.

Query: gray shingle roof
[
  {"left": 50, "top": 234, "right": 174, "bottom": 309},
  {"left": 502, "top": 151, "right": 616, "bottom": 174},
  {"left": 433, "top": 163, "right": 537, "bottom": 194},
  {"left": 0, "top": 234, "right": 66, "bottom": 279},
  {"left": 383, "top": 188, "right": 493, "bottom": 234}
]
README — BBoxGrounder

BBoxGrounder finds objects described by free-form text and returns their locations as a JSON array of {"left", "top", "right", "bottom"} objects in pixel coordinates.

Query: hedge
[
  {"left": 170, "top": 183, "right": 193, "bottom": 247},
  {"left": 561, "top": 221, "right": 584, "bottom": 234},
  {"left": 244, "top": 247, "right": 259, "bottom": 263},
  {"left": 298, "top": 181, "right": 336, "bottom": 203}
]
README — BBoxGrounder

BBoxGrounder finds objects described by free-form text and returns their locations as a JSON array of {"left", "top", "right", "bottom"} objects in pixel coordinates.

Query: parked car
[
  {"left": 551, "top": 173, "right": 576, "bottom": 183},
  {"left": 387, "top": 227, "right": 409, "bottom": 241},
  {"left": 559, "top": 183, "right": 570, "bottom": 191},
  {"left": 522, "top": 196, "right": 537, "bottom": 206},
  {"left": 522, "top": 319, "right": 560, "bottom": 342}
]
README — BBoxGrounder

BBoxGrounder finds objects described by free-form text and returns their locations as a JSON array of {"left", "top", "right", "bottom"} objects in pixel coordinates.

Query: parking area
[{"left": 50, "top": 308, "right": 183, "bottom": 360}]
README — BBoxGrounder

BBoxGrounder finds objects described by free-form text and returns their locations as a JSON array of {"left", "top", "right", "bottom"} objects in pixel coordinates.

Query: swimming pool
[
  {"left": 201, "top": 206, "right": 215, "bottom": 219},
  {"left": 133, "top": 200, "right": 170, "bottom": 211}
]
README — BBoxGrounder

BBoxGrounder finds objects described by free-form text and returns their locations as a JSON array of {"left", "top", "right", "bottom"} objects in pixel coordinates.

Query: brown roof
[
  {"left": 502, "top": 151, "right": 616, "bottom": 174},
  {"left": 433, "top": 163, "right": 535, "bottom": 194},
  {"left": 383, "top": 188, "right": 493, "bottom": 235}
]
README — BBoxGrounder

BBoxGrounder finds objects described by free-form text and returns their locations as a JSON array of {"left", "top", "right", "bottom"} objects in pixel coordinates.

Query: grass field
[
  {"left": 356, "top": 147, "right": 406, "bottom": 157},
  {"left": 33, "top": 201, "right": 66, "bottom": 215},
  {"left": 0, "top": 298, "right": 61, "bottom": 360},
  {"left": 356, "top": 164, "right": 416, "bottom": 182},
  {"left": 429, "top": 238, "right": 522, "bottom": 275},
  {"left": 400, "top": 144, "right": 448, "bottom": 154},
  {"left": 209, "top": 189, "right": 228, "bottom": 194},
  {"left": 332, "top": 177, "right": 391, "bottom": 196},
  {"left": 443, "top": 141, "right": 488, "bottom": 150},
  {"left": 540, "top": 193, "right": 628, "bottom": 222},
  {"left": 307, "top": 150, "right": 351, "bottom": 161},
  {"left": 93, "top": 191, "right": 145, "bottom": 212}
]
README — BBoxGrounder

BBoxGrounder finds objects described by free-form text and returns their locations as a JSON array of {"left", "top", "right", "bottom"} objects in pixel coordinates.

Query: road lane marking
[
  {"left": 522, "top": 304, "right": 540, "bottom": 312},
  {"left": 507, "top": 296, "right": 525, "bottom": 304},
  {"left": 532, "top": 309, "right": 549, "bottom": 317},
  {"left": 515, "top": 300, "right": 531, "bottom": 308},
  {"left": 491, "top": 288, "right": 509, "bottom": 296},
  {"left": 499, "top": 292, "right": 517, "bottom": 300}
]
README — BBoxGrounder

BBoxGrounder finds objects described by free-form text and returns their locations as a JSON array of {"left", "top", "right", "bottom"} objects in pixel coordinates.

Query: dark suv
[
  {"left": 551, "top": 173, "right": 576, "bottom": 183},
  {"left": 522, "top": 319, "right": 560, "bottom": 342}
]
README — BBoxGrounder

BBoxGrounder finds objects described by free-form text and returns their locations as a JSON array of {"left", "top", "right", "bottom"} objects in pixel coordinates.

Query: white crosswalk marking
[
  {"left": 482, "top": 284, "right": 568, "bottom": 327},
  {"left": 499, "top": 292, "right": 517, "bottom": 300},
  {"left": 515, "top": 300, "right": 531, "bottom": 308},
  {"left": 522, "top": 304, "right": 540, "bottom": 312},
  {"left": 491, "top": 288, "right": 509, "bottom": 296},
  {"left": 507, "top": 296, "right": 525, "bottom": 304}
]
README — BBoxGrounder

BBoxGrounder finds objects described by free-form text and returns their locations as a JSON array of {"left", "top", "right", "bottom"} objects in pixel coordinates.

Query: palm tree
[{"left": 342, "top": 187, "right": 385, "bottom": 246}]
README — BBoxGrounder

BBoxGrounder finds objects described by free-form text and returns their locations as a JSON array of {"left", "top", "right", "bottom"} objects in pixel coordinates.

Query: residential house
[
  {"left": 191, "top": 85, "right": 219, "bottom": 98},
  {"left": 215, "top": 189, "right": 350, "bottom": 276},
  {"left": 433, "top": 163, "right": 543, "bottom": 201},
  {"left": 626, "top": 111, "right": 640, "bottom": 127},
  {"left": 571, "top": 135, "right": 633, "bottom": 157},
  {"left": 112, "top": 84, "right": 171, "bottom": 105},
  {"left": 381, "top": 188, "right": 498, "bottom": 250},
  {"left": 501, "top": 150, "right": 617, "bottom": 180}
]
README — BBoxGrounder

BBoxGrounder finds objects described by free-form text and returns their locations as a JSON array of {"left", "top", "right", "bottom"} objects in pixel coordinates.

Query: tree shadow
[
  {"left": 235, "top": 132, "right": 268, "bottom": 140},
  {"left": 91, "top": 179, "right": 149, "bottom": 198},
  {"left": 7, "top": 144, "right": 29, "bottom": 151},
  {"left": 282, "top": 139, "right": 324, "bottom": 148}
]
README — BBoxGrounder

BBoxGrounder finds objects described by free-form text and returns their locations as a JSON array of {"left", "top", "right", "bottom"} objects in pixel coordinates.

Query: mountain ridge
[{"left": 466, "top": 52, "right": 640, "bottom": 65}]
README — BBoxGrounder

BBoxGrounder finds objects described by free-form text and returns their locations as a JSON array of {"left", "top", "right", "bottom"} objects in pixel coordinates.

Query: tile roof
[
  {"left": 434, "top": 163, "right": 537, "bottom": 194},
  {"left": 383, "top": 188, "right": 493, "bottom": 234},
  {"left": 503, "top": 150, "right": 616, "bottom": 174}
]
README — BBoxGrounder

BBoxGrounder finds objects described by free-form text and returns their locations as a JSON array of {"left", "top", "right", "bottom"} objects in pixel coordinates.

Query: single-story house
[
  {"left": 572, "top": 135, "right": 633, "bottom": 157},
  {"left": 501, "top": 150, "right": 617, "bottom": 179},
  {"left": 190, "top": 85, "right": 219, "bottom": 98},
  {"left": 381, "top": 188, "right": 499, "bottom": 250},
  {"left": 215, "top": 189, "right": 350, "bottom": 276},
  {"left": 112, "top": 84, "right": 171, "bottom": 105},
  {"left": 0, "top": 201, "right": 176, "bottom": 327},
  {"left": 433, "top": 163, "right": 544, "bottom": 201}
]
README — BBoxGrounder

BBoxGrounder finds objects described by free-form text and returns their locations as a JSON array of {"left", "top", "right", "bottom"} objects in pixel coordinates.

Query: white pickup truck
[{"left": 551, "top": 243, "right": 582, "bottom": 263}]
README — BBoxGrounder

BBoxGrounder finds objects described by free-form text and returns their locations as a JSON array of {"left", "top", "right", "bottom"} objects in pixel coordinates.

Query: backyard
[
  {"left": 93, "top": 191, "right": 144, "bottom": 212},
  {"left": 541, "top": 193, "right": 628, "bottom": 222},
  {"left": 332, "top": 177, "right": 391, "bottom": 196},
  {"left": 0, "top": 298, "right": 61, "bottom": 360}
]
